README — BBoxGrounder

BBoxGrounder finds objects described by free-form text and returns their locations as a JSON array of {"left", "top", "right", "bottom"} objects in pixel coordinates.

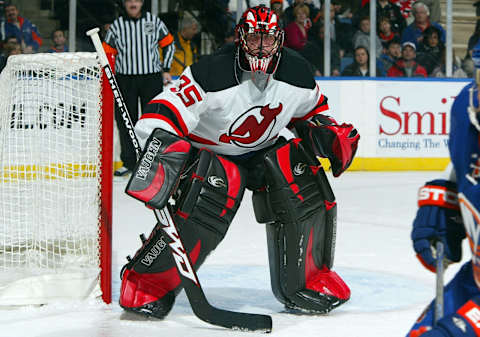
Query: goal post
[{"left": 0, "top": 52, "right": 114, "bottom": 305}]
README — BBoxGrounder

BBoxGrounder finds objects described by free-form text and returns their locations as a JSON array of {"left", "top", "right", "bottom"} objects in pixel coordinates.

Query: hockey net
[{"left": 0, "top": 53, "right": 113, "bottom": 305}]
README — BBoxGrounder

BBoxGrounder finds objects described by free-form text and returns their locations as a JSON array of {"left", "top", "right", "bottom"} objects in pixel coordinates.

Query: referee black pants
[{"left": 115, "top": 72, "right": 164, "bottom": 171}]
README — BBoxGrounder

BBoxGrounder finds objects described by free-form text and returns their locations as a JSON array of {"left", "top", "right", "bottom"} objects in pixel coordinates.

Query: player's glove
[
  {"left": 412, "top": 296, "right": 480, "bottom": 337},
  {"left": 411, "top": 179, "right": 465, "bottom": 272},
  {"left": 294, "top": 114, "right": 359, "bottom": 177}
]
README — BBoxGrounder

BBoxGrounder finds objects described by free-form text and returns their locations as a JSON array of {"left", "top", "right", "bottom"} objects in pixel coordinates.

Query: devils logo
[{"left": 219, "top": 103, "right": 282, "bottom": 148}]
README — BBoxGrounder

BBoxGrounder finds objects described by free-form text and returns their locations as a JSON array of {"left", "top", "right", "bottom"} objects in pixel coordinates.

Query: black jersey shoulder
[
  {"left": 274, "top": 47, "right": 316, "bottom": 89},
  {"left": 190, "top": 47, "right": 238, "bottom": 92}
]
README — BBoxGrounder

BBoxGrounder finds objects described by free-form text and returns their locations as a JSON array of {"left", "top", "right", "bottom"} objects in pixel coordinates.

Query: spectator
[
  {"left": 270, "top": 0, "right": 286, "bottom": 28},
  {"left": 284, "top": 0, "right": 318, "bottom": 26},
  {"left": 401, "top": 1, "right": 445, "bottom": 47},
  {"left": 335, "top": 0, "right": 362, "bottom": 20},
  {"left": 4, "top": 40, "right": 20, "bottom": 56},
  {"left": 467, "top": 20, "right": 480, "bottom": 59},
  {"left": 3, "top": 34, "right": 17, "bottom": 46},
  {"left": 284, "top": 4, "right": 311, "bottom": 51},
  {"left": 341, "top": 46, "right": 383, "bottom": 76},
  {"left": 318, "top": 2, "right": 355, "bottom": 57},
  {"left": 300, "top": 22, "right": 341, "bottom": 76},
  {"left": 463, "top": 20, "right": 480, "bottom": 77},
  {"left": 387, "top": 41, "right": 427, "bottom": 77},
  {"left": 47, "top": 29, "right": 68, "bottom": 53},
  {"left": 0, "top": 36, "right": 18, "bottom": 72},
  {"left": 103, "top": 0, "right": 175, "bottom": 177},
  {"left": 431, "top": 49, "right": 467, "bottom": 78},
  {"left": 4, "top": 3, "right": 42, "bottom": 53},
  {"left": 416, "top": 25, "right": 444, "bottom": 75},
  {"left": 352, "top": 16, "right": 383, "bottom": 58},
  {"left": 378, "top": 16, "right": 400, "bottom": 48},
  {"left": 379, "top": 39, "right": 401, "bottom": 72},
  {"left": 355, "top": 0, "right": 406, "bottom": 34},
  {"left": 169, "top": 16, "right": 199, "bottom": 76},
  {"left": 389, "top": 0, "right": 415, "bottom": 19},
  {"left": 420, "top": 0, "right": 441, "bottom": 23},
  {"left": 203, "top": 0, "right": 235, "bottom": 47}
]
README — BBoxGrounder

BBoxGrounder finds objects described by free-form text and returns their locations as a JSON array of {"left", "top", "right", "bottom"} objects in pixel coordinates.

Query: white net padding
[{"left": 0, "top": 53, "right": 106, "bottom": 305}]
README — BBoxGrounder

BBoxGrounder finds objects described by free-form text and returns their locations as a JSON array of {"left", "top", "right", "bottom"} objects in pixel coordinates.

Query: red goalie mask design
[{"left": 235, "top": 5, "right": 284, "bottom": 74}]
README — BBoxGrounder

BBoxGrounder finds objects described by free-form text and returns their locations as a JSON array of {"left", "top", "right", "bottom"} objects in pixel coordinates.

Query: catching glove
[{"left": 294, "top": 114, "right": 359, "bottom": 177}]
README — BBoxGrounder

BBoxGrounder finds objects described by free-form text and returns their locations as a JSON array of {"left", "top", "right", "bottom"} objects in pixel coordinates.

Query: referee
[{"left": 103, "top": 0, "right": 175, "bottom": 176}]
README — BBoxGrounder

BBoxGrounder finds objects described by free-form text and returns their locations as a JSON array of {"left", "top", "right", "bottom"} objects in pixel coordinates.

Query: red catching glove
[{"left": 294, "top": 114, "right": 360, "bottom": 177}]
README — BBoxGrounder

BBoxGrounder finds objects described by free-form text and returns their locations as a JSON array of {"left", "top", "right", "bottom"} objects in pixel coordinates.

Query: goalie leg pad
[
  {"left": 120, "top": 149, "right": 246, "bottom": 318},
  {"left": 259, "top": 139, "right": 350, "bottom": 313}
]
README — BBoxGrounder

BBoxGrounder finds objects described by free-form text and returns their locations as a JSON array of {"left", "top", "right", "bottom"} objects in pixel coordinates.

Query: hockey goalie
[{"left": 118, "top": 5, "right": 360, "bottom": 318}]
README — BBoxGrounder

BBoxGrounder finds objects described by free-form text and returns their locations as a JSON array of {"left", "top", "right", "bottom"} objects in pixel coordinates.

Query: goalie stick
[{"left": 87, "top": 28, "right": 272, "bottom": 333}]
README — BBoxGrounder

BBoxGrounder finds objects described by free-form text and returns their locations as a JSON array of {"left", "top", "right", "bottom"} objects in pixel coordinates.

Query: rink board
[
  {"left": 111, "top": 77, "right": 470, "bottom": 172},
  {"left": 315, "top": 77, "right": 470, "bottom": 171}
]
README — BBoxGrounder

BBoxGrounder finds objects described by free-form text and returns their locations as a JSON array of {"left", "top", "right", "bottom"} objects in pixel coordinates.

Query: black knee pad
[
  {"left": 120, "top": 149, "right": 246, "bottom": 317},
  {"left": 253, "top": 139, "right": 339, "bottom": 312}
]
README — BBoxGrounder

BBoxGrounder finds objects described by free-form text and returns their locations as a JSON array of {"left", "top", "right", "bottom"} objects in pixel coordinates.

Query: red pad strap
[
  {"left": 418, "top": 185, "right": 459, "bottom": 210},
  {"left": 458, "top": 300, "right": 480, "bottom": 334}
]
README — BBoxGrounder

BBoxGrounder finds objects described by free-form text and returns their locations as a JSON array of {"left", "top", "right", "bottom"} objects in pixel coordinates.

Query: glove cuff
[{"left": 418, "top": 179, "right": 459, "bottom": 210}]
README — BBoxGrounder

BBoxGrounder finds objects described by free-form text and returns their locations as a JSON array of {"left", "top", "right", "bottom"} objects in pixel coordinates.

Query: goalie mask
[
  {"left": 235, "top": 5, "right": 284, "bottom": 74},
  {"left": 469, "top": 41, "right": 480, "bottom": 131}
]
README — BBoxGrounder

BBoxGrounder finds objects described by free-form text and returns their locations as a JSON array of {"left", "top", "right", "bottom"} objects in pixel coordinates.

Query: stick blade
[
  {"left": 183, "top": 279, "right": 272, "bottom": 332},
  {"left": 194, "top": 306, "right": 273, "bottom": 333}
]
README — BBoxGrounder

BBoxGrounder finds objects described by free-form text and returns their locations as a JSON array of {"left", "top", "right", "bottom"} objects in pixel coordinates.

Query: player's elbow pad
[
  {"left": 294, "top": 114, "right": 360, "bottom": 177},
  {"left": 125, "top": 128, "right": 192, "bottom": 209}
]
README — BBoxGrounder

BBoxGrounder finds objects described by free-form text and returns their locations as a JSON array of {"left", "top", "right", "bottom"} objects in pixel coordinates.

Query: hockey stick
[
  {"left": 434, "top": 240, "right": 444, "bottom": 326},
  {"left": 87, "top": 28, "right": 272, "bottom": 332}
]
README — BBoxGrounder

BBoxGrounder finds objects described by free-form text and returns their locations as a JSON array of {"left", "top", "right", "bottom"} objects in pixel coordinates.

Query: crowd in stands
[
  {"left": 275, "top": 0, "right": 473, "bottom": 78},
  {"left": 0, "top": 0, "right": 479, "bottom": 79},
  {"left": 0, "top": 1, "right": 66, "bottom": 71}
]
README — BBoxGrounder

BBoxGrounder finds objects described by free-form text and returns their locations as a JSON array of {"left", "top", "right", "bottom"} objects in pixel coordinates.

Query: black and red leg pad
[
  {"left": 120, "top": 149, "right": 246, "bottom": 318},
  {"left": 258, "top": 138, "right": 350, "bottom": 313}
]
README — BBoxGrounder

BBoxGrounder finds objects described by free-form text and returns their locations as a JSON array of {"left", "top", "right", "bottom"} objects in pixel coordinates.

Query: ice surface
[{"left": 1, "top": 171, "right": 468, "bottom": 337}]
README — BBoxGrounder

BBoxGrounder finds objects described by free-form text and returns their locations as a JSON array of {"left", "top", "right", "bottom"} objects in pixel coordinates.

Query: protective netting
[{"left": 0, "top": 53, "right": 104, "bottom": 304}]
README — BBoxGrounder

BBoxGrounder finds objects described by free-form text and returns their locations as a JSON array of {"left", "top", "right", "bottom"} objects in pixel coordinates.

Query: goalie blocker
[{"left": 121, "top": 129, "right": 246, "bottom": 317}]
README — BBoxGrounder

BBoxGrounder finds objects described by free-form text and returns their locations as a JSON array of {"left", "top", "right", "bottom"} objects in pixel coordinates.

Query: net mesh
[{"left": 0, "top": 53, "right": 104, "bottom": 303}]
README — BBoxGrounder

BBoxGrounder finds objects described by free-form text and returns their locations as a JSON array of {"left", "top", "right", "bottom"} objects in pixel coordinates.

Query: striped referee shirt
[{"left": 104, "top": 12, "right": 175, "bottom": 75}]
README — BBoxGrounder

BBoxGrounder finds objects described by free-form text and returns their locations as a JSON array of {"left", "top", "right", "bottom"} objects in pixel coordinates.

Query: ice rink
[{"left": 1, "top": 171, "right": 469, "bottom": 337}]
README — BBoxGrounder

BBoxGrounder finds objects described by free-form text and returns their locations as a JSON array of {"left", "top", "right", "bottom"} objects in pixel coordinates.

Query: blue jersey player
[{"left": 407, "top": 44, "right": 480, "bottom": 337}]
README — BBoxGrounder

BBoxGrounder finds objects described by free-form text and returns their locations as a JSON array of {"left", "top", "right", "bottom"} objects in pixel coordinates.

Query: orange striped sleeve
[
  {"left": 158, "top": 33, "right": 174, "bottom": 48},
  {"left": 102, "top": 42, "right": 118, "bottom": 56},
  {"left": 32, "top": 31, "right": 42, "bottom": 47}
]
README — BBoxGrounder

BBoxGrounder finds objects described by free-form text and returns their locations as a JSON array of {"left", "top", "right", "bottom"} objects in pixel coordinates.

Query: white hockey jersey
[{"left": 135, "top": 47, "right": 329, "bottom": 156}]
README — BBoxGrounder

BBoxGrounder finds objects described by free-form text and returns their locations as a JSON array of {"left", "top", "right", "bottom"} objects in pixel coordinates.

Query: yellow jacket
[{"left": 169, "top": 32, "right": 199, "bottom": 76}]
